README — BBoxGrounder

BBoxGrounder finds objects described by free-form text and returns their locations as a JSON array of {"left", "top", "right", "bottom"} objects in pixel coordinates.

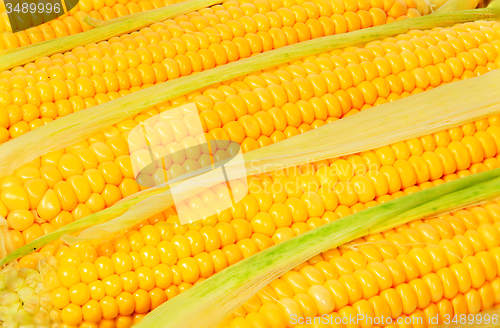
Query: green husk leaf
[
  {"left": 0, "top": 0, "right": 221, "bottom": 71},
  {"left": 0, "top": 8, "right": 497, "bottom": 179},
  {"left": 83, "top": 15, "right": 107, "bottom": 28},
  {"left": 489, "top": 0, "right": 500, "bottom": 8},
  {"left": 2, "top": 69, "right": 500, "bottom": 265},
  {"left": 137, "top": 168, "right": 500, "bottom": 328},
  {"left": 415, "top": 0, "right": 434, "bottom": 15},
  {"left": 434, "top": 0, "right": 481, "bottom": 13}
]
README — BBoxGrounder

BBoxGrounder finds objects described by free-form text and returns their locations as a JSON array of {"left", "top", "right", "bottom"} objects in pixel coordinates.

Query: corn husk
[
  {"left": 136, "top": 168, "right": 500, "bottom": 328},
  {"left": 2, "top": 69, "right": 500, "bottom": 265},
  {"left": 0, "top": 218, "right": 12, "bottom": 261},
  {"left": 489, "top": 0, "right": 500, "bottom": 8},
  {"left": 434, "top": 0, "right": 482, "bottom": 12}
]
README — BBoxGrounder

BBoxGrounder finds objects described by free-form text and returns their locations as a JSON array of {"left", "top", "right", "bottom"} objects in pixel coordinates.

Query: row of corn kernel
[
  {"left": 115, "top": 23, "right": 500, "bottom": 162},
  {"left": 220, "top": 202, "right": 500, "bottom": 328},
  {"left": 73, "top": 0, "right": 181, "bottom": 15},
  {"left": 1, "top": 20, "right": 498, "bottom": 145},
  {"left": 169, "top": 115, "right": 500, "bottom": 220},
  {"left": 0, "top": 0, "right": 426, "bottom": 50},
  {"left": 0, "top": 0, "right": 181, "bottom": 49},
  {"left": 226, "top": 117, "right": 500, "bottom": 221},
  {"left": 294, "top": 120, "right": 500, "bottom": 208}
]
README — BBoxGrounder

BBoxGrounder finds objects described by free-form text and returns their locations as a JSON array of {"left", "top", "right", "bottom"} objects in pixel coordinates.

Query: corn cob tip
[{"left": 0, "top": 256, "right": 57, "bottom": 328}]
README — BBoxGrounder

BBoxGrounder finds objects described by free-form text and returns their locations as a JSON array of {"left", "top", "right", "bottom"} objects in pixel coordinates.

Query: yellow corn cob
[
  {"left": 3, "top": 68, "right": 500, "bottom": 328},
  {"left": 1, "top": 17, "right": 498, "bottom": 146},
  {"left": 0, "top": 0, "right": 182, "bottom": 49},
  {"left": 0, "top": 0, "right": 432, "bottom": 51},
  {"left": 0, "top": 19, "right": 499, "bottom": 249},
  {"left": 0, "top": 0, "right": 434, "bottom": 143},
  {"left": 220, "top": 201, "right": 500, "bottom": 328}
]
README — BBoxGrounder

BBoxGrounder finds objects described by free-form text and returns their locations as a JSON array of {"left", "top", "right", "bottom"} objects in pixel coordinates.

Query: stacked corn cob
[
  {"left": 0, "top": 18, "right": 498, "bottom": 249},
  {"left": 2, "top": 104, "right": 500, "bottom": 327},
  {"left": 0, "top": 0, "right": 433, "bottom": 145},
  {"left": 0, "top": 0, "right": 499, "bottom": 327},
  {"left": 0, "top": 0, "right": 449, "bottom": 248}
]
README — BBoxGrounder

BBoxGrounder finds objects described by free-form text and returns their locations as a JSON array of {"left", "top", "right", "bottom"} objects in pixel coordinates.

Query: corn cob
[
  {"left": 0, "top": 19, "right": 499, "bottom": 249},
  {"left": 0, "top": 0, "right": 436, "bottom": 143},
  {"left": 0, "top": 0, "right": 431, "bottom": 62},
  {"left": 0, "top": 0, "right": 431, "bottom": 51},
  {"left": 3, "top": 168, "right": 500, "bottom": 328},
  {"left": 132, "top": 166, "right": 500, "bottom": 328},
  {"left": 0, "top": 0, "right": 183, "bottom": 49},
  {"left": 134, "top": 20, "right": 500, "bottom": 153},
  {"left": 219, "top": 201, "right": 500, "bottom": 328}
]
